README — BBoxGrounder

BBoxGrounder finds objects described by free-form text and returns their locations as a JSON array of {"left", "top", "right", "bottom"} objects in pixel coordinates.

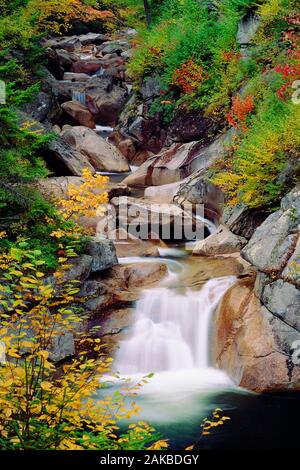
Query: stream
[{"left": 94, "top": 167, "right": 300, "bottom": 449}]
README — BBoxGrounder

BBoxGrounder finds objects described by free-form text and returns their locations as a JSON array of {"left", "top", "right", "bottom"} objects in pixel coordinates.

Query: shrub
[
  {"left": 212, "top": 94, "right": 300, "bottom": 208},
  {"left": 0, "top": 242, "right": 167, "bottom": 450}
]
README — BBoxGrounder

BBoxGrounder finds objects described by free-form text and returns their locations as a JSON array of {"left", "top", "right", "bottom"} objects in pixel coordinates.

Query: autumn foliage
[
  {"left": 226, "top": 95, "right": 254, "bottom": 131},
  {"left": 59, "top": 168, "right": 109, "bottom": 223},
  {"left": 23, "top": 0, "right": 114, "bottom": 35},
  {"left": 0, "top": 242, "right": 167, "bottom": 450},
  {"left": 172, "top": 60, "right": 205, "bottom": 94}
]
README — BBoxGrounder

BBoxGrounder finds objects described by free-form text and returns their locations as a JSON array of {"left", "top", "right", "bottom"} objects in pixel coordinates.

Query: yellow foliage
[
  {"left": 0, "top": 242, "right": 164, "bottom": 450},
  {"left": 58, "top": 168, "right": 109, "bottom": 224},
  {"left": 22, "top": 0, "right": 114, "bottom": 35}
]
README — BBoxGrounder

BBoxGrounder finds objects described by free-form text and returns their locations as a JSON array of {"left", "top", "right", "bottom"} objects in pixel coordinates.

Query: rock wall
[{"left": 214, "top": 186, "right": 300, "bottom": 392}]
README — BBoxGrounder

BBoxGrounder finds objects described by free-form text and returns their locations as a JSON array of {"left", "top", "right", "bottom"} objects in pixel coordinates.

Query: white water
[{"left": 114, "top": 276, "right": 236, "bottom": 377}]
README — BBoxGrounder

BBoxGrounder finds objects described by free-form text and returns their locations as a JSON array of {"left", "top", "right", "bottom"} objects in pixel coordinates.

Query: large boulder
[
  {"left": 242, "top": 187, "right": 300, "bottom": 272},
  {"left": 213, "top": 276, "right": 300, "bottom": 392},
  {"left": 110, "top": 196, "right": 203, "bottom": 242},
  {"left": 262, "top": 280, "right": 300, "bottom": 331},
  {"left": 127, "top": 115, "right": 167, "bottom": 154},
  {"left": 123, "top": 262, "right": 168, "bottom": 287},
  {"left": 123, "top": 129, "right": 234, "bottom": 187},
  {"left": 78, "top": 32, "right": 107, "bottom": 45},
  {"left": 71, "top": 60, "right": 103, "bottom": 74},
  {"left": 85, "top": 76, "right": 127, "bottom": 125},
  {"left": 62, "top": 126, "right": 130, "bottom": 172},
  {"left": 63, "top": 254, "right": 93, "bottom": 282},
  {"left": 140, "top": 75, "right": 162, "bottom": 101},
  {"left": 36, "top": 176, "right": 130, "bottom": 202},
  {"left": 100, "top": 40, "right": 129, "bottom": 55},
  {"left": 61, "top": 101, "right": 95, "bottom": 128},
  {"left": 86, "top": 238, "right": 118, "bottom": 273},
  {"left": 45, "top": 136, "right": 95, "bottom": 176},
  {"left": 222, "top": 202, "right": 268, "bottom": 239},
  {"left": 44, "top": 35, "right": 82, "bottom": 52},
  {"left": 174, "top": 173, "right": 225, "bottom": 223},
  {"left": 168, "top": 108, "right": 220, "bottom": 143},
  {"left": 193, "top": 225, "right": 247, "bottom": 256},
  {"left": 144, "top": 181, "right": 182, "bottom": 204}
]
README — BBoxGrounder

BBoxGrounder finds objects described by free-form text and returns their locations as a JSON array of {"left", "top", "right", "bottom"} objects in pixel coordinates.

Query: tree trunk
[{"left": 143, "top": 0, "right": 151, "bottom": 28}]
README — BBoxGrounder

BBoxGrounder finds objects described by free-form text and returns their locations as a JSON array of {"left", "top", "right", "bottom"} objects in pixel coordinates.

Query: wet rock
[
  {"left": 214, "top": 277, "right": 300, "bottom": 392},
  {"left": 62, "top": 126, "right": 130, "bottom": 172},
  {"left": 222, "top": 203, "right": 268, "bottom": 239},
  {"left": 123, "top": 129, "right": 234, "bottom": 188},
  {"left": 98, "top": 307, "right": 134, "bottom": 354},
  {"left": 100, "top": 40, "right": 129, "bottom": 55},
  {"left": 108, "top": 131, "right": 136, "bottom": 160},
  {"left": 86, "top": 238, "right": 118, "bottom": 273},
  {"left": 144, "top": 181, "right": 182, "bottom": 204},
  {"left": 46, "top": 48, "right": 74, "bottom": 77},
  {"left": 128, "top": 114, "right": 167, "bottom": 154},
  {"left": 193, "top": 225, "right": 247, "bottom": 256},
  {"left": 49, "top": 332, "right": 75, "bottom": 362},
  {"left": 61, "top": 101, "right": 95, "bottom": 128},
  {"left": 77, "top": 280, "right": 107, "bottom": 297},
  {"left": 237, "top": 12, "right": 260, "bottom": 56},
  {"left": 44, "top": 36, "right": 82, "bottom": 52},
  {"left": 22, "top": 91, "right": 56, "bottom": 123},
  {"left": 48, "top": 79, "right": 85, "bottom": 102},
  {"left": 112, "top": 228, "right": 160, "bottom": 258},
  {"left": 14, "top": 316, "right": 76, "bottom": 363},
  {"left": 131, "top": 150, "right": 154, "bottom": 166},
  {"left": 123, "top": 262, "right": 168, "bottom": 287}
]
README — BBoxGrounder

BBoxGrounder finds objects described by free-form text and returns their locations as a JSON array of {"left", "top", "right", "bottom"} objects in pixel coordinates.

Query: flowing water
[
  {"left": 96, "top": 174, "right": 300, "bottom": 450},
  {"left": 114, "top": 276, "right": 236, "bottom": 374}
]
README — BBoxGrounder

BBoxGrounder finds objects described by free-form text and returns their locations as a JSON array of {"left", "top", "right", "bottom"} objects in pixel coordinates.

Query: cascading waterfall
[{"left": 114, "top": 276, "right": 236, "bottom": 376}]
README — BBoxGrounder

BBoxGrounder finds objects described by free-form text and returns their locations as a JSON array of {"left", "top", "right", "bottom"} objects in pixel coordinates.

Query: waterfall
[
  {"left": 114, "top": 276, "right": 236, "bottom": 375},
  {"left": 72, "top": 90, "right": 86, "bottom": 105}
]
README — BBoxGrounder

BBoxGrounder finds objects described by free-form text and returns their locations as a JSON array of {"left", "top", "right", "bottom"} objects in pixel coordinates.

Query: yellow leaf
[{"left": 41, "top": 381, "right": 53, "bottom": 391}]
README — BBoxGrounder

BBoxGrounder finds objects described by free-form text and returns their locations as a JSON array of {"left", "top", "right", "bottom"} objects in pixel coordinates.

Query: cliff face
[{"left": 213, "top": 187, "right": 300, "bottom": 393}]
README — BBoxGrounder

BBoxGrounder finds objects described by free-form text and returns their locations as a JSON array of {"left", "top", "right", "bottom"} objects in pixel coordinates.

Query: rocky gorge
[
  {"left": 19, "top": 10, "right": 299, "bottom": 399},
  {"left": 1, "top": 0, "right": 300, "bottom": 452}
]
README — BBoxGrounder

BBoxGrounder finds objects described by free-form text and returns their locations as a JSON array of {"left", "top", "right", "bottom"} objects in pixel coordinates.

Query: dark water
[{"left": 158, "top": 390, "right": 300, "bottom": 450}]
